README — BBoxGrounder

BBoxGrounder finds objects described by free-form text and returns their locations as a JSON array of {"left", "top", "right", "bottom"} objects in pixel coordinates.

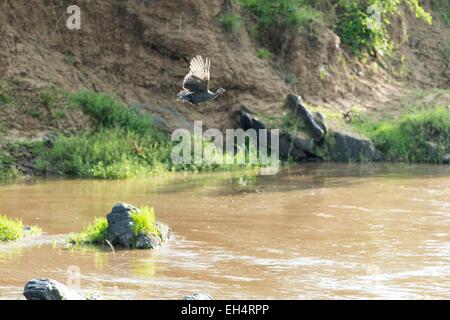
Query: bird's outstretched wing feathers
[{"left": 183, "top": 55, "right": 210, "bottom": 93}]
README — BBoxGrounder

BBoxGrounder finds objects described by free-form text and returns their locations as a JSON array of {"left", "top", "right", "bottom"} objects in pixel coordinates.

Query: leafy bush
[
  {"left": 334, "top": 0, "right": 431, "bottom": 56},
  {"left": 355, "top": 107, "right": 450, "bottom": 163}
]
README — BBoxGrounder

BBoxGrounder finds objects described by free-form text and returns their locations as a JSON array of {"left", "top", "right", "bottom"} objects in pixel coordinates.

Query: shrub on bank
[
  {"left": 355, "top": 107, "right": 450, "bottom": 163},
  {"left": 0, "top": 215, "right": 41, "bottom": 242}
]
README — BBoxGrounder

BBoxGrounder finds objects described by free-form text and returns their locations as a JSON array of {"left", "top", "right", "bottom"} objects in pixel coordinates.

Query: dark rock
[
  {"left": 107, "top": 203, "right": 140, "bottom": 248},
  {"left": 279, "top": 133, "right": 307, "bottom": 161},
  {"left": 234, "top": 110, "right": 266, "bottom": 131},
  {"left": 23, "top": 279, "right": 85, "bottom": 300},
  {"left": 183, "top": 293, "right": 214, "bottom": 300},
  {"left": 136, "top": 233, "right": 161, "bottom": 249},
  {"left": 285, "top": 94, "right": 326, "bottom": 142},
  {"left": 331, "top": 131, "right": 376, "bottom": 162},
  {"left": 425, "top": 141, "right": 439, "bottom": 162},
  {"left": 156, "top": 222, "right": 171, "bottom": 243},
  {"left": 443, "top": 154, "right": 450, "bottom": 164}
]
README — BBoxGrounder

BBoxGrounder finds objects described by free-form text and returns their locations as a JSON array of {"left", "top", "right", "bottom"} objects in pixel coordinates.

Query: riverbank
[{"left": 1, "top": 88, "right": 450, "bottom": 183}]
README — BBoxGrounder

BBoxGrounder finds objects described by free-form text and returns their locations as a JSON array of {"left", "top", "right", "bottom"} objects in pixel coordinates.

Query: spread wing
[{"left": 182, "top": 55, "right": 210, "bottom": 93}]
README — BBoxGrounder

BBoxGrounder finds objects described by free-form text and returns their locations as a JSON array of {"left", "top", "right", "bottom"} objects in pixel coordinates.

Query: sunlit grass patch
[
  {"left": 131, "top": 206, "right": 159, "bottom": 238},
  {"left": 68, "top": 217, "right": 109, "bottom": 246},
  {"left": 0, "top": 215, "right": 41, "bottom": 242}
]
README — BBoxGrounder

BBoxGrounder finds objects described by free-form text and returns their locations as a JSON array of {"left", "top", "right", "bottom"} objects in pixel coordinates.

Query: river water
[{"left": 0, "top": 164, "right": 449, "bottom": 300}]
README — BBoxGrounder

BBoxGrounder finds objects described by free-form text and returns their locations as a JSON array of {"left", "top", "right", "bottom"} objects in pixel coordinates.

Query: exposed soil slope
[{"left": 0, "top": 0, "right": 449, "bottom": 138}]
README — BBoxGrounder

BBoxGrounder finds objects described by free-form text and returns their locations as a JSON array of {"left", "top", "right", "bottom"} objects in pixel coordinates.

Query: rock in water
[
  {"left": 136, "top": 233, "right": 161, "bottom": 249},
  {"left": 23, "top": 279, "right": 85, "bottom": 300},
  {"left": 156, "top": 222, "right": 172, "bottom": 243},
  {"left": 107, "top": 203, "right": 140, "bottom": 248},
  {"left": 183, "top": 293, "right": 214, "bottom": 300}
]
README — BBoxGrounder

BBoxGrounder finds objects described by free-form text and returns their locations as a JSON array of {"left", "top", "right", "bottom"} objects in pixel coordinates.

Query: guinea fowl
[{"left": 177, "top": 55, "right": 226, "bottom": 105}]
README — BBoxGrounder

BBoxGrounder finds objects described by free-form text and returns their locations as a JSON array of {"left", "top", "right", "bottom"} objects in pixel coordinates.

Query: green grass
[
  {"left": 72, "top": 90, "right": 165, "bottom": 140},
  {"left": 354, "top": 107, "right": 450, "bottom": 163},
  {"left": 0, "top": 215, "right": 41, "bottom": 242},
  {"left": 68, "top": 217, "right": 109, "bottom": 245},
  {"left": 131, "top": 206, "right": 159, "bottom": 238},
  {"left": 219, "top": 12, "right": 242, "bottom": 34},
  {"left": 68, "top": 206, "right": 160, "bottom": 247},
  {"left": 257, "top": 48, "right": 272, "bottom": 59},
  {"left": 38, "top": 129, "right": 171, "bottom": 179},
  {"left": 0, "top": 150, "right": 20, "bottom": 182}
]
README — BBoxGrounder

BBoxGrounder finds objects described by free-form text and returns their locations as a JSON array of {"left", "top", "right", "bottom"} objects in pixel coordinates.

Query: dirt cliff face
[{"left": 0, "top": 0, "right": 448, "bottom": 136}]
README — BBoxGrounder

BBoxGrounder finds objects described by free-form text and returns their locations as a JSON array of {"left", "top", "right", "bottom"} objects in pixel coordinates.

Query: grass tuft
[
  {"left": 68, "top": 217, "right": 109, "bottom": 246},
  {"left": 0, "top": 215, "right": 41, "bottom": 242}
]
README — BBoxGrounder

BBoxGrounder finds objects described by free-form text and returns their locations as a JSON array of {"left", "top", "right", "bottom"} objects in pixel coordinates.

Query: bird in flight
[{"left": 177, "top": 55, "right": 226, "bottom": 105}]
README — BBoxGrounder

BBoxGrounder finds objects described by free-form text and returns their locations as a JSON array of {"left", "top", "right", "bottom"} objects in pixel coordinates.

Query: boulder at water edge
[{"left": 23, "top": 279, "right": 85, "bottom": 300}]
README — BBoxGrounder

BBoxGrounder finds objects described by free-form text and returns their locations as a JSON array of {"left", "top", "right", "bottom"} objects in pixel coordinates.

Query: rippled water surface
[{"left": 0, "top": 164, "right": 449, "bottom": 299}]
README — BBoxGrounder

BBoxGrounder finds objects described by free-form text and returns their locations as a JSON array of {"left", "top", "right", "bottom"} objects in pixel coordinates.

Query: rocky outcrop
[
  {"left": 285, "top": 94, "right": 327, "bottom": 142},
  {"left": 23, "top": 279, "right": 85, "bottom": 300},
  {"left": 183, "top": 293, "right": 214, "bottom": 300},
  {"left": 107, "top": 203, "right": 171, "bottom": 249},
  {"left": 235, "top": 95, "right": 379, "bottom": 163},
  {"left": 329, "top": 131, "right": 377, "bottom": 162}
]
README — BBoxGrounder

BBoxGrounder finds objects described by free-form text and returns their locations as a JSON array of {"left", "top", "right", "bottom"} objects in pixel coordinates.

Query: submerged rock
[
  {"left": 156, "top": 222, "right": 172, "bottom": 243},
  {"left": 183, "top": 293, "right": 214, "bottom": 300},
  {"left": 23, "top": 279, "right": 85, "bottom": 300}
]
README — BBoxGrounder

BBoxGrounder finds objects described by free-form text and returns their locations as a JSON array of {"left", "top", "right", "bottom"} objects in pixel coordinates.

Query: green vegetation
[
  {"left": 131, "top": 207, "right": 159, "bottom": 238},
  {"left": 433, "top": 0, "right": 450, "bottom": 26},
  {"left": 0, "top": 215, "right": 41, "bottom": 242},
  {"left": 22, "top": 90, "right": 264, "bottom": 179},
  {"left": 0, "top": 151, "right": 19, "bottom": 182},
  {"left": 39, "top": 129, "right": 170, "bottom": 179},
  {"left": 257, "top": 48, "right": 272, "bottom": 59},
  {"left": 240, "top": 0, "right": 322, "bottom": 31},
  {"left": 219, "top": 11, "right": 243, "bottom": 35},
  {"left": 68, "top": 206, "right": 159, "bottom": 246},
  {"left": 235, "top": 0, "right": 431, "bottom": 56},
  {"left": 68, "top": 217, "right": 109, "bottom": 245},
  {"left": 354, "top": 107, "right": 450, "bottom": 163},
  {"left": 334, "top": 0, "right": 431, "bottom": 56}
]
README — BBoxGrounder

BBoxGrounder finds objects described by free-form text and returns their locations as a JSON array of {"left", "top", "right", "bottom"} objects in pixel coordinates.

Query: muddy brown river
[{"left": 0, "top": 164, "right": 449, "bottom": 300}]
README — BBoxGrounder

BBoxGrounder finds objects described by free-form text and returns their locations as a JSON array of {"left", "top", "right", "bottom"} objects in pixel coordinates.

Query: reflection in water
[{"left": 0, "top": 163, "right": 449, "bottom": 299}]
